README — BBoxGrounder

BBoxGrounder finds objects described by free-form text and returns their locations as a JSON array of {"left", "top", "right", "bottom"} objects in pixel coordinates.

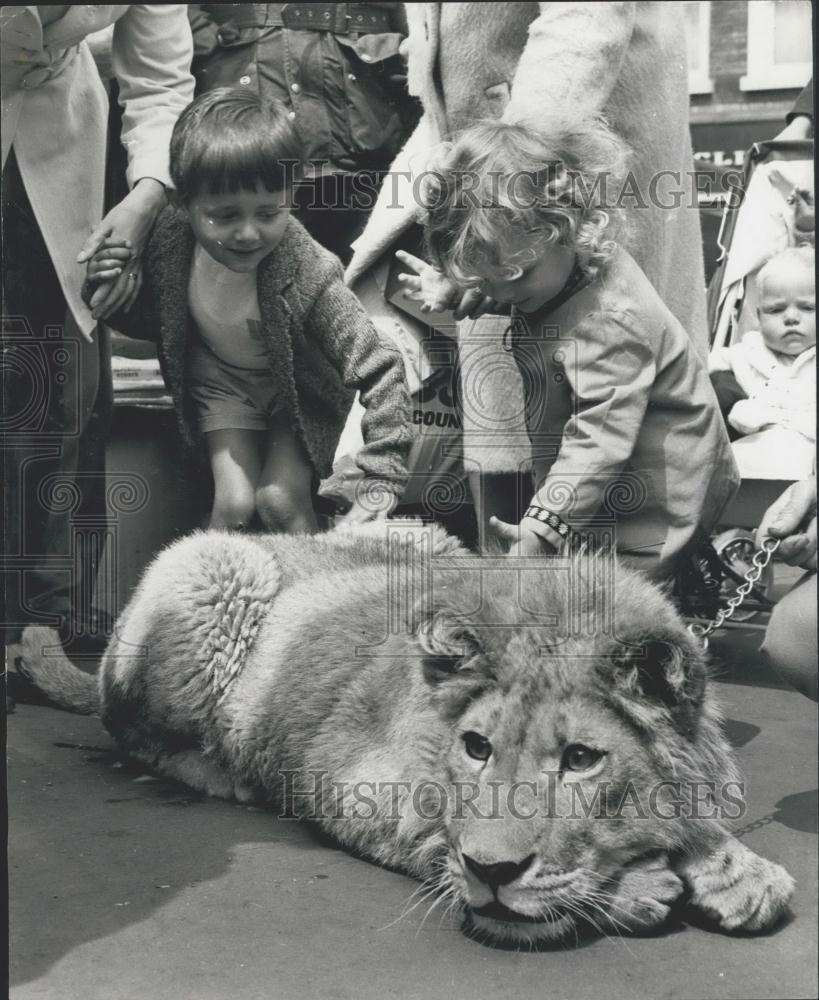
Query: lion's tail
[{"left": 17, "top": 626, "right": 100, "bottom": 715}]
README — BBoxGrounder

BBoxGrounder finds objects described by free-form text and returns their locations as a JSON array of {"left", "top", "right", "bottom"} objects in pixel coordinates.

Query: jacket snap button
[
  {"left": 239, "top": 74, "right": 251, "bottom": 85},
  {"left": 290, "top": 82, "right": 301, "bottom": 94},
  {"left": 348, "top": 73, "right": 356, "bottom": 82}
]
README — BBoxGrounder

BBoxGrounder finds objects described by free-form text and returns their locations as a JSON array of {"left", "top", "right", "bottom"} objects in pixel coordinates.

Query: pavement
[{"left": 6, "top": 629, "right": 818, "bottom": 1000}]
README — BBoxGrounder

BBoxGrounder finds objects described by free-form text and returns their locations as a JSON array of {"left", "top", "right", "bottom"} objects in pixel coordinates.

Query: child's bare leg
[
  {"left": 255, "top": 413, "right": 318, "bottom": 533},
  {"left": 205, "top": 428, "right": 263, "bottom": 530}
]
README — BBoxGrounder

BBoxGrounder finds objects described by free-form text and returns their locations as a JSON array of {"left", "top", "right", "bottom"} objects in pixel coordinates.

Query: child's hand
[
  {"left": 395, "top": 250, "right": 498, "bottom": 320},
  {"left": 489, "top": 516, "right": 562, "bottom": 557},
  {"left": 83, "top": 239, "right": 140, "bottom": 320},
  {"left": 85, "top": 239, "right": 133, "bottom": 285}
]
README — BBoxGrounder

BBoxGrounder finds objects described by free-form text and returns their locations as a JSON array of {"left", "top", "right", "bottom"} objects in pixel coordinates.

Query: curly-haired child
[{"left": 400, "top": 118, "right": 738, "bottom": 578}]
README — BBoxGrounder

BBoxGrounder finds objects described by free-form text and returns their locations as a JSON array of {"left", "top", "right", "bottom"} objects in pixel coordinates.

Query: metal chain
[
  {"left": 687, "top": 537, "right": 781, "bottom": 649},
  {"left": 732, "top": 811, "right": 777, "bottom": 840}
]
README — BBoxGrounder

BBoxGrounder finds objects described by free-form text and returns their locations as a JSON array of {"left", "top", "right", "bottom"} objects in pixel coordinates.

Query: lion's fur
[{"left": 20, "top": 523, "right": 794, "bottom": 945}]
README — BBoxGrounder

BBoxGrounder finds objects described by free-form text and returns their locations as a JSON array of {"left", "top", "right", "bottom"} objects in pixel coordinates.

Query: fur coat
[
  {"left": 105, "top": 208, "right": 413, "bottom": 495},
  {"left": 346, "top": 1, "right": 708, "bottom": 473}
]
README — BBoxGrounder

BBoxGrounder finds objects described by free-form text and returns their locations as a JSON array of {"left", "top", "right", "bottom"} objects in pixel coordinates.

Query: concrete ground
[{"left": 7, "top": 629, "right": 818, "bottom": 1000}]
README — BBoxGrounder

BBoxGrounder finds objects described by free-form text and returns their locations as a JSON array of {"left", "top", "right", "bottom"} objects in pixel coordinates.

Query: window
[
  {"left": 685, "top": 1, "right": 713, "bottom": 95},
  {"left": 741, "top": 0, "right": 813, "bottom": 91}
]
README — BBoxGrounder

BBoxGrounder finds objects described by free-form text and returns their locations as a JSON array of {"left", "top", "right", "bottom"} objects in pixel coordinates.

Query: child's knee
[
  {"left": 255, "top": 483, "right": 314, "bottom": 532},
  {"left": 211, "top": 492, "right": 256, "bottom": 531}
]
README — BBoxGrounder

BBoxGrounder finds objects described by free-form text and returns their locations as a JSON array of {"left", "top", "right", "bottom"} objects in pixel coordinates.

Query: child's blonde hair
[{"left": 422, "top": 117, "right": 631, "bottom": 285}]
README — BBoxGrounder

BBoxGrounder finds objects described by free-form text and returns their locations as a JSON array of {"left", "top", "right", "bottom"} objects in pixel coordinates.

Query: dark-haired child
[{"left": 84, "top": 88, "right": 411, "bottom": 531}]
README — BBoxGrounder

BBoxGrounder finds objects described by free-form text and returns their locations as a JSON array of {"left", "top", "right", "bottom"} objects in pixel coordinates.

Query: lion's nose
[{"left": 462, "top": 853, "right": 535, "bottom": 888}]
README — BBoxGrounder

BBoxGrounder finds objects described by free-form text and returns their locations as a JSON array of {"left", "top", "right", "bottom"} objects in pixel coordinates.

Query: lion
[{"left": 19, "top": 523, "right": 794, "bottom": 947}]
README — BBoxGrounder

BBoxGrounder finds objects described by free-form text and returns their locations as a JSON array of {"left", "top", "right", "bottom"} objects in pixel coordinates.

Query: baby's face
[
  {"left": 186, "top": 184, "right": 291, "bottom": 272},
  {"left": 757, "top": 265, "right": 816, "bottom": 357}
]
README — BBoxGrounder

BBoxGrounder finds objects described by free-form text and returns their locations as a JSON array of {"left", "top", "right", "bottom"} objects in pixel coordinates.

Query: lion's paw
[
  {"left": 678, "top": 837, "right": 795, "bottom": 932},
  {"left": 606, "top": 854, "right": 684, "bottom": 932}
]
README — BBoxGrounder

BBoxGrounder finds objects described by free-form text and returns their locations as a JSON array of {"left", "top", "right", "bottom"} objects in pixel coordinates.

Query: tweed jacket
[
  {"left": 106, "top": 208, "right": 412, "bottom": 495},
  {"left": 1, "top": 5, "right": 194, "bottom": 337}
]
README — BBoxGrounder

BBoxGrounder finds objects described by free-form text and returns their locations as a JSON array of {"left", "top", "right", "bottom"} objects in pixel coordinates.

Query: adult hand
[
  {"left": 395, "top": 250, "right": 498, "bottom": 320},
  {"left": 489, "top": 515, "right": 562, "bottom": 557},
  {"left": 769, "top": 167, "right": 815, "bottom": 244},
  {"left": 757, "top": 476, "right": 817, "bottom": 571},
  {"left": 77, "top": 178, "right": 166, "bottom": 320}
]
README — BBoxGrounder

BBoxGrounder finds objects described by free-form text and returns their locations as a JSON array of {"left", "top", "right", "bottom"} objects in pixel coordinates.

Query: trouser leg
[{"left": 1, "top": 150, "right": 110, "bottom": 648}]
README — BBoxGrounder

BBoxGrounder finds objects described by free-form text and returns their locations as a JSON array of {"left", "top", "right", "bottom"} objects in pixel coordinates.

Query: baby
[{"left": 710, "top": 247, "right": 816, "bottom": 479}]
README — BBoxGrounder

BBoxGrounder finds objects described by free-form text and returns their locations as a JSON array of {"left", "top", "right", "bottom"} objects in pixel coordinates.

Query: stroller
[{"left": 681, "top": 137, "right": 815, "bottom": 629}]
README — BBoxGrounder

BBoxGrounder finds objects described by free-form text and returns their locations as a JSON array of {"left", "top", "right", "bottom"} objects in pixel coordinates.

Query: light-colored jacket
[
  {"left": 517, "top": 249, "right": 738, "bottom": 574},
  {"left": 346, "top": 2, "right": 708, "bottom": 473},
  {"left": 710, "top": 332, "right": 816, "bottom": 441},
  {"left": 1, "top": 5, "right": 194, "bottom": 336}
]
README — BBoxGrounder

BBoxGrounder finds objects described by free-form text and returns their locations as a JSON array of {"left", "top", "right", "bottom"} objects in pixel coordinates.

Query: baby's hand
[
  {"left": 728, "top": 398, "right": 779, "bottom": 436},
  {"left": 395, "top": 250, "right": 498, "bottom": 320}
]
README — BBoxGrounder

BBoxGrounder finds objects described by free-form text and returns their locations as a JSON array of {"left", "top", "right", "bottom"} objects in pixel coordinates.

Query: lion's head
[{"left": 402, "top": 553, "right": 738, "bottom": 947}]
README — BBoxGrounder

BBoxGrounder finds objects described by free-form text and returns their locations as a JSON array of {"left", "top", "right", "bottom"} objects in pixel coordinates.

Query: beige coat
[
  {"left": 347, "top": 2, "right": 709, "bottom": 472},
  {"left": 1, "top": 5, "right": 194, "bottom": 337}
]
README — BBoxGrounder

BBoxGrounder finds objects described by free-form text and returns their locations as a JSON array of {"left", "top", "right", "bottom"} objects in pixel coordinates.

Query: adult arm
[
  {"left": 777, "top": 79, "right": 813, "bottom": 139},
  {"left": 78, "top": 6, "right": 195, "bottom": 317},
  {"left": 786, "top": 79, "right": 814, "bottom": 125},
  {"left": 503, "top": 2, "right": 636, "bottom": 128}
]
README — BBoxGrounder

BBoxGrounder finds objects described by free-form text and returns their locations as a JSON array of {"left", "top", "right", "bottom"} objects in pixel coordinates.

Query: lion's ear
[
  {"left": 415, "top": 611, "right": 492, "bottom": 720},
  {"left": 607, "top": 636, "right": 707, "bottom": 735},
  {"left": 416, "top": 610, "right": 485, "bottom": 686}
]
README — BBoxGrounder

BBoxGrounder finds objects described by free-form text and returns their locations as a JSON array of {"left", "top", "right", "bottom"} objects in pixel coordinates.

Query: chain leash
[{"left": 687, "top": 537, "right": 781, "bottom": 650}]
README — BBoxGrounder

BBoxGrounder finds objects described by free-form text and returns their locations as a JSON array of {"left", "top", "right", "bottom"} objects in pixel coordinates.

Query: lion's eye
[
  {"left": 562, "top": 744, "right": 604, "bottom": 772},
  {"left": 463, "top": 731, "right": 492, "bottom": 761}
]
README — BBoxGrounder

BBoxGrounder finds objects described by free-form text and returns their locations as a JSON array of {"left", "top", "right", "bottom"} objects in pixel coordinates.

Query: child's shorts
[{"left": 188, "top": 343, "right": 284, "bottom": 434}]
